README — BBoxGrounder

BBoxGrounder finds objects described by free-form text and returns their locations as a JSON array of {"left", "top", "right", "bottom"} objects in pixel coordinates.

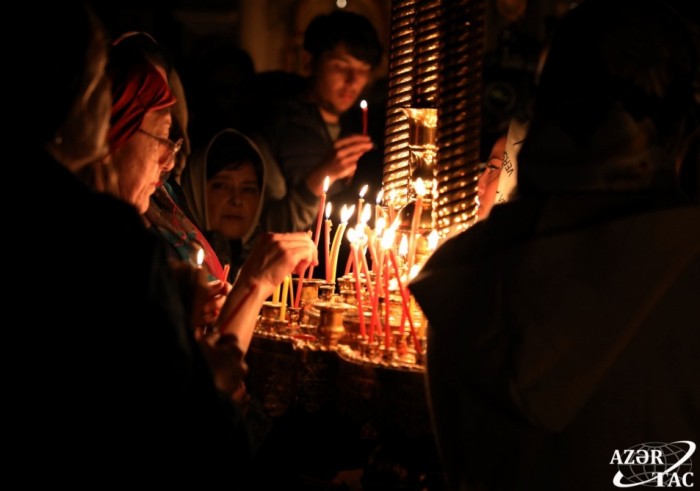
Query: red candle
[
  {"left": 360, "top": 99, "right": 368, "bottom": 135},
  {"left": 389, "top": 249, "right": 421, "bottom": 355}
]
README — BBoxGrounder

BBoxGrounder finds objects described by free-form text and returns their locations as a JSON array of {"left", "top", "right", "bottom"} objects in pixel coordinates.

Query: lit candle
[
  {"left": 196, "top": 247, "right": 204, "bottom": 268},
  {"left": 279, "top": 275, "right": 290, "bottom": 320},
  {"left": 324, "top": 202, "right": 332, "bottom": 282},
  {"left": 406, "top": 178, "right": 426, "bottom": 275},
  {"left": 347, "top": 227, "right": 366, "bottom": 338},
  {"left": 375, "top": 189, "right": 384, "bottom": 226},
  {"left": 374, "top": 218, "right": 386, "bottom": 292},
  {"left": 357, "top": 184, "right": 368, "bottom": 226},
  {"left": 360, "top": 99, "right": 368, "bottom": 135},
  {"left": 356, "top": 231, "right": 378, "bottom": 343},
  {"left": 330, "top": 204, "right": 354, "bottom": 284},
  {"left": 308, "top": 176, "right": 330, "bottom": 279}
]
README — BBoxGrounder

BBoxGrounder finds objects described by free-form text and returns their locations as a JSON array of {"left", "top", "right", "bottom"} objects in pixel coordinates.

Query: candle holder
[
  {"left": 300, "top": 278, "right": 325, "bottom": 308},
  {"left": 316, "top": 302, "right": 350, "bottom": 349},
  {"left": 273, "top": 319, "right": 289, "bottom": 335},
  {"left": 286, "top": 306, "right": 302, "bottom": 332},
  {"left": 259, "top": 301, "right": 282, "bottom": 333},
  {"left": 337, "top": 275, "right": 356, "bottom": 293},
  {"left": 298, "top": 323, "right": 318, "bottom": 341},
  {"left": 318, "top": 283, "right": 335, "bottom": 301},
  {"left": 341, "top": 309, "right": 374, "bottom": 350}
]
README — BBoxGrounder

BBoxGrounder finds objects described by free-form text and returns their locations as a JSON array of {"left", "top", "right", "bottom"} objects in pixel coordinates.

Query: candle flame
[
  {"left": 354, "top": 223, "right": 368, "bottom": 245},
  {"left": 341, "top": 204, "right": 354, "bottom": 223},
  {"left": 428, "top": 230, "right": 439, "bottom": 250},
  {"left": 359, "top": 184, "right": 368, "bottom": 198},
  {"left": 376, "top": 188, "right": 384, "bottom": 205},
  {"left": 196, "top": 248, "right": 204, "bottom": 267},
  {"left": 360, "top": 99, "right": 367, "bottom": 110},
  {"left": 375, "top": 217, "right": 386, "bottom": 237},
  {"left": 413, "top": 178, "right": 426, "bottom": 197},
  {"left": 390, "top": 217, "right": 401, "bottom": 231},
  {"left": 325, "top": 202, "right": 332, "bottom": 219},
  {"left": 380, "top": 227, "right": 395, "bottom": 250},
  {"left": 347, "top": 227, "right": 357, "bottom": 244},
  {"left": 409, "top": 264, "right": 421, "bottom": 280},
  {"left": 399, "top": 235, "right": 408, "bottom": 256},
  {"left": 323, "top": 176, "right": 330, "bottom": 193},
  {"left": 360, "top": 203, "right": 372, "bottom": 223}
]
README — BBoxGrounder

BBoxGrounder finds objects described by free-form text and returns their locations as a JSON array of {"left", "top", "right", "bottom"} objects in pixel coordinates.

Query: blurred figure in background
[{"left": 412, "top": 1, "right": 699, "bottom": 489}]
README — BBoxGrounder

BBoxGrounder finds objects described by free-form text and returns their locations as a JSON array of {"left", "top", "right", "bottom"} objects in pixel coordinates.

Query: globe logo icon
[{"left": 613, "top": 441, "right": 695, "bottom": 488}]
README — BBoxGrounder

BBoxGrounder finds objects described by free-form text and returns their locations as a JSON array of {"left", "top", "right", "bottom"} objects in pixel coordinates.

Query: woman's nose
[{"left": 227, "top": 190, "right": 242, "bottom": 205}]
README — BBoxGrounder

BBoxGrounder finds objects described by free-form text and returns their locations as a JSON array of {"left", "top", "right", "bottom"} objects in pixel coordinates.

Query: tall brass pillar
[
  {"left": 436, "top": 0, "right": 485, "bottom": 236},
  {"left": 383, "top": 0, "right": 484, "bottom": 238}
]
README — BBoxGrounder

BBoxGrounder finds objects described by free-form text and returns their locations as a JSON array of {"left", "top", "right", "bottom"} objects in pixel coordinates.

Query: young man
[{"left": 246, "top": 10, "right": 383, "bottom": 232}]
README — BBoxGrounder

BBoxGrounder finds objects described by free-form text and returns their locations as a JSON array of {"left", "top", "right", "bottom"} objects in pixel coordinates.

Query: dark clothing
[
  {"left": 247, "top": 94, "right": 383, "bottom": 280},
  {"left": 410, "top": 192, "right": 700, "bottom": 491},
  {"left": 20, "top": 151, "right": 252, "bottom": 485}
]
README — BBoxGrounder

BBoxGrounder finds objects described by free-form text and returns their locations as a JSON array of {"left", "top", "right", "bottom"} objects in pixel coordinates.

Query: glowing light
[
  {"left": 361, "top": 203, "right": 372, "bottom": 224},
  {"left": 359, "top": 184, "right": 368, "bottom": 198},
  {"left": 413, "top": 178, "right": 426, "bottom": 197},
  {"left": 341, "top": 204, "right": 354, "bottom": 223},
  {"left": 399, "top": 235, "right": 408, "bottom": 257},
  {"left": 428, "top": 230, "right": 439, "bottom": 251},
  {"left": 325, "top": 202, "right": 332, "bottom": 219}
]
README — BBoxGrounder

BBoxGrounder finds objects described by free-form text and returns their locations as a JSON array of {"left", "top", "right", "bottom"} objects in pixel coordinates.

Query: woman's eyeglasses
[{"left": 137, "top": 129, "right": 183, "bottom": 165}]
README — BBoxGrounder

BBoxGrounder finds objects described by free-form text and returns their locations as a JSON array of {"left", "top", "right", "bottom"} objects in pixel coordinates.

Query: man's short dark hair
[{"left": 303, "top": 10, "right": 383, "bottom": 68}]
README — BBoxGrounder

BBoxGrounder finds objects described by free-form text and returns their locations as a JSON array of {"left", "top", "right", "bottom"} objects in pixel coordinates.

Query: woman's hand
[
  {"left": 199, "top": 279, "right": 231, "bottom": 325},
  {"left": 236, "top": 232, "right": 317, "bottom": 298}
]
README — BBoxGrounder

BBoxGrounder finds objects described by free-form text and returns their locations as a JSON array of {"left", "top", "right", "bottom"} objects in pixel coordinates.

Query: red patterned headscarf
[{"left": 107, "top": 49, "right": 176, "bottom": 152}]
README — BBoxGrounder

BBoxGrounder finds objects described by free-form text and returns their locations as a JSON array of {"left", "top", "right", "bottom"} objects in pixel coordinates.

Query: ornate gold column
[
  {"left": 436, "top": 0, "right": 485, "bottom": 236},
  {"left": 383, "top": 0, "right": 484, "bottom": 238}
]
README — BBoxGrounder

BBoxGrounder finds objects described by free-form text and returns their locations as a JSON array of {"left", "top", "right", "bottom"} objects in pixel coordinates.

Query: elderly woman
[
  {"left": 105, "top": 38, "right": 229, "bottom": 282},
  {"left": 103, "top": 35, "right": 320, "bottom": 399}
]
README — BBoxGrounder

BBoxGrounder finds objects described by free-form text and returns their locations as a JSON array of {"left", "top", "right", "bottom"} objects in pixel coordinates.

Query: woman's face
[
  {"left": 477, "top": 135, "right": 507, "bottom": 220},
  {"left": 206, "top": 161, "right": 261, "bottom": 240},
  {"left": 112, "top": 109, "right": 175, "bottom": 213}
]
